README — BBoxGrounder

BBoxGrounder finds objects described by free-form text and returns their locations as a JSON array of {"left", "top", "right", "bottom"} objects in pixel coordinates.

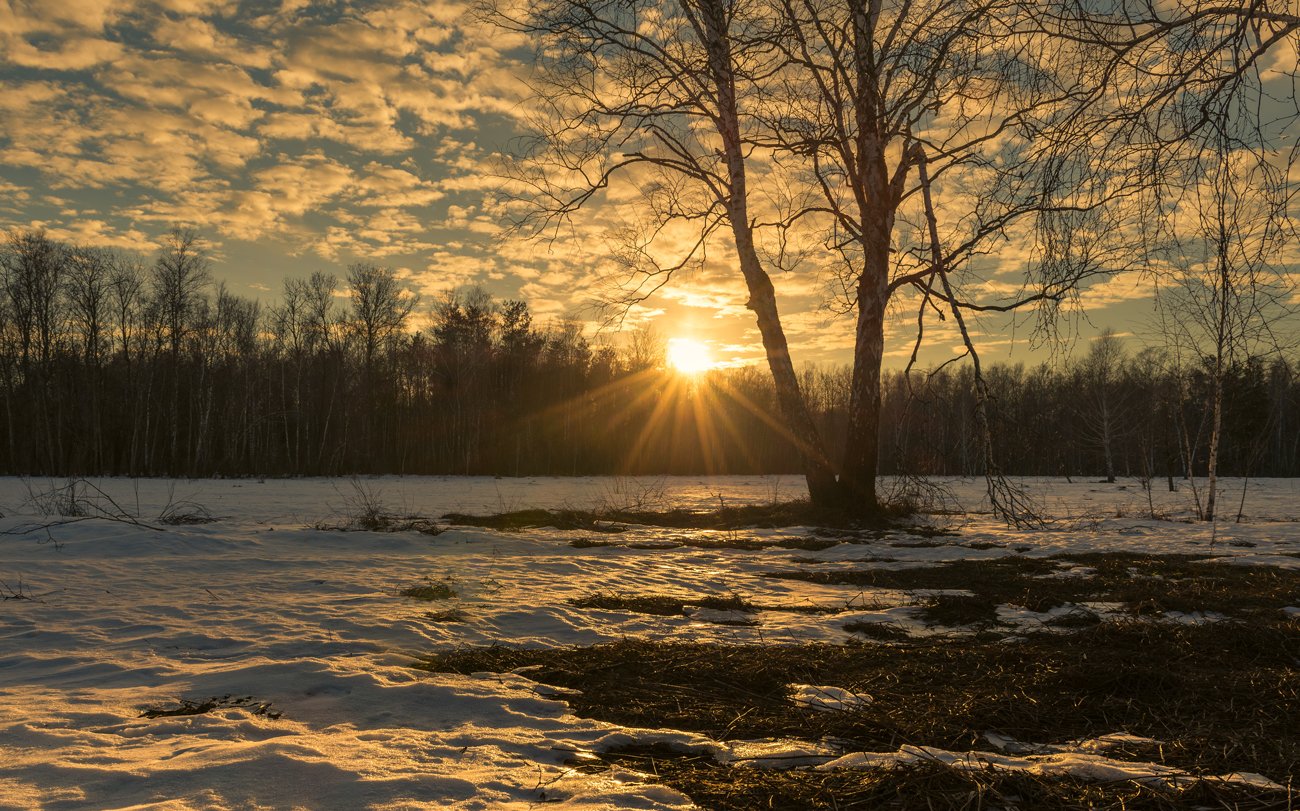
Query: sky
[{"left": 0, "top": 0, "right": 1245, "bottom": 370}]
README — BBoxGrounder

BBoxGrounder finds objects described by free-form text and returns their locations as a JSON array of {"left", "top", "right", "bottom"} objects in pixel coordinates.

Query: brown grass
[
  {"left": 763, "top": 553, "right": 1300, "bottom": 619},
  {"left": 581, "top": 745, "right": 1291, "bottom": 811},
  {"left": 442, "top": 501, "right": 949, "bottom": 534},
  {"left": 420, "top": 620, "right": 1300, "bottom": 779}
]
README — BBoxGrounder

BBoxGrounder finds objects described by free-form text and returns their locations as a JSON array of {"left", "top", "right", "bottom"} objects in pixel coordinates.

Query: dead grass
[
  {"left": 442, "top": 508, "right": 626, "bottom": 533},
  {"left": 140, "top": 694, "right": 281, "bottom": 720},
  {"left": 317, "top": 514, "right": 445, "bottom": 534},
  {"left": 443, "top": 500, "right": 949, "bottom": 534},
  {"left": 763, "top": 553, "right": 1300, "bottom": 619},
  {"left": 420, "top": 620, "right": 1300, "bottom": 779},
  {"left": 0, "top": 576, "right": 33, "bottom": 600},
  {"left": 569, "top": 537, "right": 616, "bottom": 548},
  {"left": 916, "top": 593, "right": 1002, "bottom": 627},
  {"left": 579, "top": 746, "right": 1290, "bottom": 811},
  {"left": 569, "top": 591, "right": 864, "bottom": 617},
  {"left": 157, "top": 501, "right": 217, "bottom": 525},
  {"left": 840, "top": 621, "right": 909, "bottom": 641},
  {"left": 569, "top": 592, "right": 754, "bottom": 616},
  {"left": 417, "top": 551, "right": 1300, "bottom": 807},
  {"left": 399, "top": 580, "right": 457, "bottom": 600},
  {"left": 316, "top": 478, "right": 445, "bottom": 534},
  {"left": 423, "top": 608, "right": 467, "bottom": 622}
]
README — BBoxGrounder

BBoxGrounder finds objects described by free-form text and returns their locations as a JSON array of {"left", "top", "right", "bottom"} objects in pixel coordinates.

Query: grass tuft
[
  {"left": 400, "top": 580, "right": 457, "bottom": 601},
  {"left": 569, "top": 591, "right": 755, "bottom": 616},
  {"left": 158, "top": 501, "right": 217, "bottom": 525},
  {"left": 140, "top": 694, "right": 281, "bottom": 720}
]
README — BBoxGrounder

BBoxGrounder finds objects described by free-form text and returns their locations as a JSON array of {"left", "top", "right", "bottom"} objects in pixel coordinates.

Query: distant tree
[
  {"left": 625, "top": 326, "right": 666, "bottom": 374},
  {"left": 1, "top": 229, "right": 65, "bottom": 371},
  {"left": 347, "top": 263, "right": 416, "bottom": 373},
  {"left": 107, "top": 253, "right": 147, "bottom": 367},
  {"left": 151, "top": 227, "right": 211, "bottom": 360},
  {"left": 430, "top": 287, "right": 497, "bottom": 472},
  {"left": 65, "top": 247, "right": 113, "bottom": 366},
  {"left": 1076, "top": 330, "right": 1129, "bottom": 483},
  {"left": 149, "top": 227, "right": 212, "bottom": 472}
]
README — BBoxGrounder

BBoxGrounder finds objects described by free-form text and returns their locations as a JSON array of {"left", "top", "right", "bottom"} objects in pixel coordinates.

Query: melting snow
[{"left": 788, "top": 684, "right": 872, "bottom": 712}]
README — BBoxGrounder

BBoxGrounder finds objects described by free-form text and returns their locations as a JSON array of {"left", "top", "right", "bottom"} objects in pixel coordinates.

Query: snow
[
  {"left": 816, "top": 745, "right": 1285, "bottom": 790},
  {"left": 788, "top": 684, "right": 872, "bottom": 712},
  {"left": 1, "top": 475, "right": 1297, "bottom": 809}
]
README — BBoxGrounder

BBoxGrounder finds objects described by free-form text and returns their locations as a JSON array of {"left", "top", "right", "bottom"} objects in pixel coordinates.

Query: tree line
[{"left": 0, "top": 228, "right": 1294, "bottom": 481}]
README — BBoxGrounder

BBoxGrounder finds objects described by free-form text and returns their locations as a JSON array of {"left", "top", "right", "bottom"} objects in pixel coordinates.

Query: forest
[{"left": 1, "top": 227, "right": 1296, "bottom": 481}]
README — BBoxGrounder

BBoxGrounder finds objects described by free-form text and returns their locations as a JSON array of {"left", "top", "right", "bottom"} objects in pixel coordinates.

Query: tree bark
[
  {"left": 696, "top": 0, "right": 838, "bottom": 504},
  {"left": 836, "top": 0, "right": 893, "bottom": 513},
  {"left": 840, "top": 260, "right": 888, "bottom": 511}
]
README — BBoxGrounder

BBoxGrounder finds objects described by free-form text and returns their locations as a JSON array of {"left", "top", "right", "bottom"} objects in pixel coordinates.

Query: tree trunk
[
  {"left": 697, "top": 0, "right": 838, "bottom": 505},
  {"left": 836, "top": 0, "right": 895, "bottom": 514},
  {"left": 840, "top": 266, "right": 887, "bottom": 511},
  {"left": 1205, "top": 370, "right": 1223, "bottom": 521},
  {"left": 733, "top": 233, "right": 838, "bottom": 503},
  {"left": 1102, "top": 398, "right": 1116, "bottom": 482}
]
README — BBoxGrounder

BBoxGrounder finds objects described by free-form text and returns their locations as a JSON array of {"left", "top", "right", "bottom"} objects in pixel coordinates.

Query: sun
[{"left": 667, "top": 338, "right": 715, "bottom": 375}]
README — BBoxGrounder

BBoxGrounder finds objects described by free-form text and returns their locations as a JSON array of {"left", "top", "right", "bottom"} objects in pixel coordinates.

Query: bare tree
[
  {"left": 755, "top": 0, "right": 1151, "bottom": 514},
  {"left": 1077, "top": 329, "right": 1129, "bottom": 483},
  {"left": 151, "top": 227, "right": 211, "bottom": 360},
  {"left": 1, "top": 229, "right": 66, "bottom": 371},
  {"left": 347, "top": 263, "right": 417, "bottom": 373},
  {"left": 1159, "top": 125, "right": 1294, "bottom": 521},
  {"left": 486, "top": 0, "right": 841, "bottom": 504},
  {"left": 107, "top": 254, "right": 147, "bottom": 367},
  {"left": 0, "top": 229, "right": 67, "bottom": 469},
  {"left": 149, "top": 227, "right": 212, "bottom": 472},
  {"left": 65, "top": 247, "right": 111, "bottom": 365},
  {"left": 490, "top": 0, "right": 1151, "bottom": 515},
  {"left": 1055, "top": 2, "right": 1300, "bottom": 521},
  {"left": 625, "top": 325, "right": 666, "bottom": 372}
]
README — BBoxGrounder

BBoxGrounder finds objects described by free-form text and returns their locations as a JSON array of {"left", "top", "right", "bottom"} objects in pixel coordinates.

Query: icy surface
[
  {"left": 817, "top": 745, "right": 1284, "bottom": 789},
  {"left": 1, "top": 475, "right": 1297, "bottom": 808}
]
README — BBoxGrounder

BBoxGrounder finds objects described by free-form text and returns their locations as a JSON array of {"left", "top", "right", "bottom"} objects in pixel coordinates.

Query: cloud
[
  {"left": 151, "top": 15, "right": 275, "bottom": 68},
  {"left": 35, "top": 219, "right": 156, "bottom": 250},
  {"left": 1075, "top": 273, "right": 1159, "bottom": 310},
  {"left": 352, "top": 162, "right": 445, "bottom": 207},
  {"left": 254, "top": 155, "right": 354, "bottom": 217}
]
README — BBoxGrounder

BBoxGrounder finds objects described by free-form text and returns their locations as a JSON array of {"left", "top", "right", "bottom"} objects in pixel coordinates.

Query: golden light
[{"left": 667, "top": 338, "right": 715, "bottom": 375}]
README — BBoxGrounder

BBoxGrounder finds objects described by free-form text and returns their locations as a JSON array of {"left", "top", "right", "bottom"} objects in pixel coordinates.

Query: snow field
[{"left": 1, "top": 476, "right": 1297, "bottom": 809}]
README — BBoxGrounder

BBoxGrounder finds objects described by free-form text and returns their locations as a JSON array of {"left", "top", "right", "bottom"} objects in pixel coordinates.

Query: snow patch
[{"left": 788, "top": 684, "right": 872, "bottom": 712}]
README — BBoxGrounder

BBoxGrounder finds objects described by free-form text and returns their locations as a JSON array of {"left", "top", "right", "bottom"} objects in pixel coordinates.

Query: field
[{"left": 0, "top": 476, "right": 1297, "bottom": 809}]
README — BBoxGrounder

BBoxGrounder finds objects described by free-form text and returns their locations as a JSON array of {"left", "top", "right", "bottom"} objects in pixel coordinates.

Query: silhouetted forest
[{"left": 2, "top": 228, "right": 1297, "bottom": 479}]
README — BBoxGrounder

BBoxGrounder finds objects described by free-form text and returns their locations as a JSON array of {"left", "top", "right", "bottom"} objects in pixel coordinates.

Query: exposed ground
[{"left": 425, "top": 557, "right": 1300, "bottom": 809}]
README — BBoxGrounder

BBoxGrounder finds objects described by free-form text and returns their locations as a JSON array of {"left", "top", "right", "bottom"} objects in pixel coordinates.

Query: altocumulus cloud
[{"left": 0, "top": 0, "right": 527, "bottom": 260}]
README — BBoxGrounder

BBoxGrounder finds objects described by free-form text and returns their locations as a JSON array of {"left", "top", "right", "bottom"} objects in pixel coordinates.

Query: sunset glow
[{"left": 667, "top": 338, "right": 716, "bottom": 374}]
